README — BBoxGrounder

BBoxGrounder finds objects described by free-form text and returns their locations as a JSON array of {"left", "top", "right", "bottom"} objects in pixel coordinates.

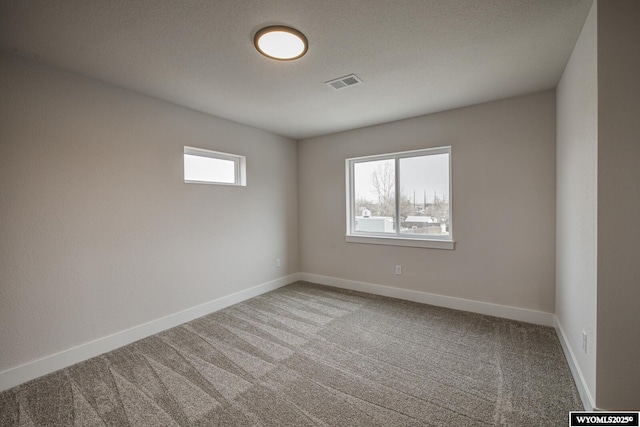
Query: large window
[
  {"left": 346, "top": 147, "right": 453, "bottom": 249},
  {"left": 184, "top": 146, "right": 246, "bottom": 186}
]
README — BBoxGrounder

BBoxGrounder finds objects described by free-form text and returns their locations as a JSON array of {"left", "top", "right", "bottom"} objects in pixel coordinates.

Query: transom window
[
  {"left": 346, "top": 146, "right": 453, "bottom": 249},
  {"left": 184, "top": 146, "right": 246, "bottom": 186}
]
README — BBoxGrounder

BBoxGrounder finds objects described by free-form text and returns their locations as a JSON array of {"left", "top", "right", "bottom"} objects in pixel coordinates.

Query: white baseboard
[
  {"left": 0, "top": 273, "right": 300, "bottom": 392},
  {"left": 554, "top": 317, "right": 596, "bottom": 411},
  {"left": 299, "top": 273, "right": 555, "bottom": 327}
]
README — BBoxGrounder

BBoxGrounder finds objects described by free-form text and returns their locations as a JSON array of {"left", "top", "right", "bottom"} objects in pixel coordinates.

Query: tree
[
  {"left": 370, "top": 162, "right": 395, "bottom": 217},
  {"left": 354, "top": 196, "right": 375, "bottom": 217},
  {"left": 425, "top": 193, "right": 450, "bottom": 226},
  {"left": 399, "top": 193, "right": 414, "bottom": 221}
]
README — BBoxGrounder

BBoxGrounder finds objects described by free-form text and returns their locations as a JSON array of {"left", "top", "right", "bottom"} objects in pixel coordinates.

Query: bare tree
[
  {"left": 370, "top": 162, "right": 395, "bottom": 217},
  {"left": 400, "top": 193, "right": 414, "bottom": 220},
  {"left": 425, "top": 193, "right": 450, "bottom": 226}
]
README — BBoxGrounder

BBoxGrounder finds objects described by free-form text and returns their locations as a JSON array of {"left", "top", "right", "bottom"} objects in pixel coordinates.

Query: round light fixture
[{"left": 254, "top": 26, "right": 308, "bottom": 61}]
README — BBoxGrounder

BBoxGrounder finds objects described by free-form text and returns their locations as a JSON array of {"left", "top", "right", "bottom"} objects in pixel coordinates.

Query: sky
[
  {"left": 184, "top": 154, "right": 235, "bottom": 183},
  {"left": 354, "top": 153, "right": 449, "bottom": 204}
]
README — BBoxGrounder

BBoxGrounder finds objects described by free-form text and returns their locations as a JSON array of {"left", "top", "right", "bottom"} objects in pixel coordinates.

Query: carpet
[{"left": 0, "top": 281, "right": 582, "bottom": 426}]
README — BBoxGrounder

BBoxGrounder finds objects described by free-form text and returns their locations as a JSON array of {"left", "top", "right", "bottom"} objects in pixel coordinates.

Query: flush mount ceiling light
[{"left": 254, "top": 26, "right": 308, "bottom": 61}]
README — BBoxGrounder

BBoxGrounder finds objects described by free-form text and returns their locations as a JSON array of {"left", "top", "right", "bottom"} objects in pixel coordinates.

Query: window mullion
[
  {"left": 350, "top": 161, "right": 356, "bottom": 233},
  {"left": 395, "top": 156, "right": 401, "bottom": 236}
]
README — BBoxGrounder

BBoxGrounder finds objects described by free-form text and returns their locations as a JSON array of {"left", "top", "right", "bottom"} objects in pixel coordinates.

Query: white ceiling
[{"left": 0, "top": 0, "right": 592, "bottom": 140}]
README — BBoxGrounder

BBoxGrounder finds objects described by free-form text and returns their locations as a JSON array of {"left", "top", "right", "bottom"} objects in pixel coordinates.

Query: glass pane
[
  {"left": 353, "top": 159, "right": 396, "bottom": 234},
  {"left": 399, "top": 153, "right": 450, "bottom": 237},
  {"left": 184, "top": 154, "right": 236, "bottom": 184}
]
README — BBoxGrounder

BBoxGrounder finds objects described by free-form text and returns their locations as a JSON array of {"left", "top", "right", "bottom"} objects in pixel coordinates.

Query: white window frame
[
  {"left": 345, "top": 146, "right": 454, "bottom": 250},
  {"left": 184, "top": 146, "right": 246, "bottom": 186}
]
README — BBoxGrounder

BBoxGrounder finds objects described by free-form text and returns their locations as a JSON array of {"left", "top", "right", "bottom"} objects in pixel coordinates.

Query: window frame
[
  {"left": 183, "top": 146, "right": 246, "bottom": 186},
  {"left": 345, "top": 146, "right": 454, "bottom": 250}
]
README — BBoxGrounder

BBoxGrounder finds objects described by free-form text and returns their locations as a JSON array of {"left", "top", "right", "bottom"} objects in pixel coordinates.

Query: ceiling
[{"left": 0, "top": 0, "right": 593, "bottom": 140}]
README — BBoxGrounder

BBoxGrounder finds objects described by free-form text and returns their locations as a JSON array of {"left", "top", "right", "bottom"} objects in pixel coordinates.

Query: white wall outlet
[
  {"left": 395, "top": 265, "right": 402, "bottom": 275},
  {"left": 276, "top": 258, "right": 281, "bottom": 268},
  {"left": 582, "top": 331, "right": 587, "bottom": 353}
]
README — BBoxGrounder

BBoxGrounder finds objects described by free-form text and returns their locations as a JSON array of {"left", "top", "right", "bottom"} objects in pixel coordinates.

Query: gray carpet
[{"left": 0, "top": 281, "right": 582, "bottom": 426}]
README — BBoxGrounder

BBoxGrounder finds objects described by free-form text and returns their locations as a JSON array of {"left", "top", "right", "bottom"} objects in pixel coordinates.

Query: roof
[{"left": 405, "top": 216, "right": 438, "bottom": 223}]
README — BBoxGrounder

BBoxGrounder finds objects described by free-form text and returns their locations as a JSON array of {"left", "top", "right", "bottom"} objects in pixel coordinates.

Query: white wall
[
  {"left": 299, "top": 91, "right": 556, "bottom": 313},
  {"left": 555, "top": 1, "right": 598, "bottom": 408},
  {"left": 557, "top": 0, "right": 640, "bottom": 409},
  {"left": 0, "top": 53, "right": 298, "bottom": 375},
  {"left": 596, "top": 0, "right": 640, "bottom": 411}
]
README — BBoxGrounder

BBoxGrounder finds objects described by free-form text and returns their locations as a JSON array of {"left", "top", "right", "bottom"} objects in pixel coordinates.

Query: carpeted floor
[{"left": 0, "top": 281, "right": 582, "bottom": 426}]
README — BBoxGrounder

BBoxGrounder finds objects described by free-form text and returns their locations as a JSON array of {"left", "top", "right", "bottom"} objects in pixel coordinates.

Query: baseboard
[
  {"left": 554, "top": 317, "right": 596, "bottom": 411},
  {"left": 0, "top": 273, "right": 300, "bottom": 392},
  {"left": 299, "top": 273, "right": 555, "bottom": 326}
]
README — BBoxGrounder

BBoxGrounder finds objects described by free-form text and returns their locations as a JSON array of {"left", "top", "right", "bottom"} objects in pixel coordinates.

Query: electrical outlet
[
  {"left": 276, "top": 258, "right": 281, "bottom": 268},
  {"left": 395, "top": 265, "right": 402, "bottom": 275},
  {"left": 582, "top": 331, "right": 587, "bottom": 353}
]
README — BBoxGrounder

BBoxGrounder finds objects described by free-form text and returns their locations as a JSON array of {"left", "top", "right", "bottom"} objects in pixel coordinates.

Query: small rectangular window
[
  {"left": 346, "top": 146, "right": 453, "bottom": 249},
  {"left": 184, "top": 146, "right": 246, "bottom": 186}
]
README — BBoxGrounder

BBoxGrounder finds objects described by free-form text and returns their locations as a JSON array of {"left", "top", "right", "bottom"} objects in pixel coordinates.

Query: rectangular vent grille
[{"left": 325, "top": 74, "right": 363, "bottom": 90}]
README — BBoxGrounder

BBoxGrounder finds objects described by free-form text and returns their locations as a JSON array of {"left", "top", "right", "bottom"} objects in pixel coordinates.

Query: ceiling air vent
[{"left": 325, "top": 74, "right": 363, "bottom": 90}]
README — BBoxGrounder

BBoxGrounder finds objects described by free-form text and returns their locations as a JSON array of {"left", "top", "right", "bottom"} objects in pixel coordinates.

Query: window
[
  {"left": 184, "top": 146, "right": 246, "bottom": 186},
  {"left": 346, "top": 146, "right": 453, "bottom": 249}
]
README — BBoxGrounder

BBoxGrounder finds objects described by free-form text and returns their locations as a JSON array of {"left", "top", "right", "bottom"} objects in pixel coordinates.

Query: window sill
[
  {"left": 184, "top": 179, "right": 245, "bottom": 186},
  {"left": 345, "top": 235, "right": 455, "bottom": 250}
]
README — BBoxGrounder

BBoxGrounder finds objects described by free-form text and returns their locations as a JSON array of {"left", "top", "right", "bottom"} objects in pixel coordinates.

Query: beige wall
[
  {"left": 299, "top": 91, "right": 556, "bottom": 312},
  {"left": 556, "top": 1, "right": 598, "bottom": 406},
  {"left": 0, "top": 53, "right": 298, "bottom": 372},
  {"left": 596, "top": 0, "right": 640, "bottom": 410}
]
